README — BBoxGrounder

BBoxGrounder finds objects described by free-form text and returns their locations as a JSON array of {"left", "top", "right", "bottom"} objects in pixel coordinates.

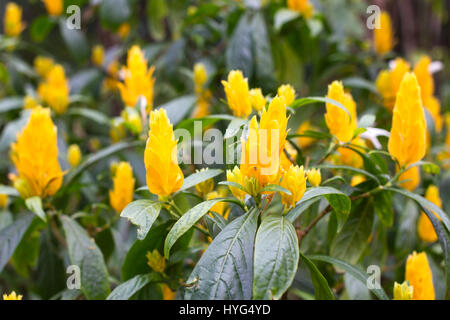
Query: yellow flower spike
[
  {"left": 350, "top": 174, "right": 366, "bottom": 187},
  {"left": 146, "top": 249, "right": 166, "bottom": 273},
  {"left": 109, "top": 161, "right": 135, "bottom": 214},
  {"left": 324, "top": 81, "right": 357, "bottom": 143},
  {"left": 375, "top": 58, "right": 410, "bottom": 111},
  {"left": 162, "top": 284, "right": 175, "bottom": 300},
  {"left": 42, "top": 0, "right": 63, "bottom": 16},
  {"left": 287, "top": 0, "right": 314, "bottom": 18},
  {"left": 193, "top": 63, "right": 207, "bottom": 93},
  {"left": 337, "top": 137, "right": 366, "bottom": 169},
  {"left": 398, "top": 166, "right": 420, "bottom": 191},
  {"left": 0, "top": 194, "right": 8, "bottom": 209},
  {"left": 222, "top": 70, "right": 252, "bottom": 119},
  {"left": 117, "top": 46, "right": 156, "bottom": 111},
  {"left": 117, "top": 23, "right": 130, "bottom": 39},
  {"left": 414, "top": 56, "right": 434, "bottom": 102},
  {"left": 37, "top": 64, "right": 70, "bottom": 114},
  {"left": 4, "top": 3, "right": 25, "bottom": 37},
  {"left": 226, "top": 166, "right": 247, "bottom": 202},
  {"left": 418, "top": 185, "right": 442, "bottom": 243},
  {"left": 280, "top": 142, "right": 297, "bottom": 172},
  {"left": 91, "top": 45, "right": 105, "bottom": 66},
  {"left": 34, "top": 56, "right": 54, "bottom": 78},
  {"left": 280, "top": 165, "right": 307, "bottom": 209},
  {"left": 195, "top": 169, "right": 214, "bottom": 197},
  {"left": 192, "top": 90, "right": 212, "bottom": 118},
  {"left": 373, "top": 11, "right": 394, "bottom": 55},
  {"left": 23, "top": 95, "right": 38, "bottom": 110},
  {"left": 295, "top": 121, "right": 316, "bottom": 149},
  {"left": 67, "top": 144, "right": 81, "bottom": 167},
  {"left": 405, "top": 251, "right": 435, "bottom": 300},
  {"left": 307, "top": 168, "right": 321, "bottom": 187},
  {"left": 249, "top": 88, "right": 266, "bottom": 112},
  {"left": 388, "top": 73, "right": 426, "bottom": 169},
  {"left": 145, "top": 109, "right": 184, "bottom": 197},
  {"left": 393, "top": 281, "right": 413, "bottom": 300},
  {"left": 423, "top": 96, "right": 443, "bottom": 133},
  {"left": 3, "top": 291, "right": 23, "bottom": 300},
  {"left": 10, "top": 107, "right": 63, "bottom": 199},
  {"left": 277, "top": 84, "right": 296, "bottom": 106}
]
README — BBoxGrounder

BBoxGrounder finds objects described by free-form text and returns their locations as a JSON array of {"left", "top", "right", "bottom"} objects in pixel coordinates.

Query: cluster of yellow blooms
[
  {"left": 109, "top": 162, "right": 135, "bottom": 214},
  {"left": 287, "top": 0, "right": 314, "bottom": 19}
]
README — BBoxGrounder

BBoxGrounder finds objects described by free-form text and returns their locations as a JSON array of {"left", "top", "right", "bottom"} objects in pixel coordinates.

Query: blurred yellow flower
[
  {"left": 325, "top": 81, "right": 357, "bottom": 143},
  {"left": 393, "top": 281, "right": 413, "bottom": 300},
  {"left": 146, "top": 249, "right": 166, "bottom": 273},
  {"left": 375, "top": 58, "right": 410, "bottom": 111},
  {"left": 222, "top": 70, "right": 252, "bottom": 119},
  {"left": 145, "top": 109, "right": 184, "bottom": 197},
  {"left": 307, "top": 168, "right": 321, "bottom": 187},
  {"left": 3, "top": 291, "right": 22, "bottom": 300},
  {"left": 67, "top": 144, "right": 81, "bottom": 167},
  {"left": 350, "top": 174, "right": 366, "bottom": 187},
  {"left": 10, "top": 107, "right": 63, "bottom": 198},
  {"left": 287, "top": 0, "right": 314, "bottom": 18},
  {"left": 193, "top": 63, "right": 207, "bottom": 93},
  {"left": 418, "top": 185, "right": 442, "bottom": 243},
  {"left": 206, "top": 188, "right": 229, "bottom": 219},
  {"left": 405, "top": 251, "right": 435, "bottom": 300},
  {"left": 34, "top": 56, "right": 54, "bottom": 78},
  {"left": 37, "top": 64, "right": 70, "bottom": 114},
  {"left": 23, "top": 95, "right": 38, "bottom": 109},
  {"left": 42, "top": 0, "right": 63, "bottom": 16},
  {"left": 4, "top": 3, "right": 25, "bottom": 37},
  {"left": 373, "top": 11, "right": 394, "bottom": 55},
  {"left": 295, "top": 121, "right": 316, "bottom": 149},
  {"left": 162, "top": 284, "right": 175, "bottom": 300},
  {"left": 0, "top": 194, "right": 8, "bottom": 208},
  {"left": 117, "top": 46, "right": 156, "bottom": 111},
  {"left": 398, "top": 166, "right": 420, "bottom": 191},
  {"left": 423, "top": 96, "right": 443, "bottom": 133},
  {"left": 109, "top": 161, "right": 135, "bottom": 214},
  {"left": 191, "top": 90, "right": 212, "bottom": 118},
  {"left": 337, "top": 137, "right": 366, "bottom": 169},
  {"left": 280, "top": 142, "right": 297, "bottom": 172},
  {"left": 280, "top": 165, "right": 306, "bottom": 209},
  {"left": 91, "top": 45, "right": 105, "bottom": 66},
  {"left": 413, "top": 56, "right": 434, "bottom": 102},
  {"left": 226, "top": 166, "right": 246, "bottom": 202},
  {"left": 195, "top": 169, "right": 215, "bottom": 196},
  {"left": 277, "top": 84, "right": 296, "bottom": 106},
  {"left": 117, "top": 23, "right": 130, "bottom": 39},
  {"left": 249, "top": 88, "right": 266, "bottom": 112}
]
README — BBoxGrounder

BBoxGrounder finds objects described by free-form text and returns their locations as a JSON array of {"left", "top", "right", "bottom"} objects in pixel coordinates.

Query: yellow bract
[
  {"left": 109, "top": 161, "right": 135, "bottom": 214},
  {"left": 193, "top": 63, "right": 207, "bottom": 93},
  {"left": 145, "top": 109, "right": 184, "bottom": 197},
  {"left": 195, "top": 169, "right": 214, "bottom": 196},
  {"left": 307, "top": 168, "right": 321, "bottom": 187},
  {"left": 4, "top": 3, "right": 25, "bottom": 37},
  {"left": 414, "top": 56, "right": 434, "bottom": 102},
  {"left": 398, "top": 165, "right": 420, "bottom": 191},
  {"left": 295, "top": 121, "right": 316, "bottom": 149},
  {"left": 92, "top": 45, "right": 105, "bottom": 66},
  {"left": 324, "top": 81, "right": 357, "bottom": 143},
  {"left": 373, "top": 11, "right": 394, "bottom": 55},
  {"left": 280, "top": 165, "right": 307, "bottom": 209},
  {"left": 222, "top": 70, "right": 252, "bottom": 119},
  {"left": 37, "top": 64, "right": 70, "bottom": 114},
  {"left": 34, "top": 56, "right": 54, "bottom": 78},
  {"left": 42, "top": 0, "right": 63, "bottom": 16},
  {"left": 375, "top": 58, "right": 410, "bottom": 111},
  {"left": 277, "top": 84, "right": 296, "bottom": 106},
  {"left": 405, "top": 251, "right": 435, "bottom": 300},
  {"left": 10, "top": 107, "right": 63, "bottom": 198},
  {"left": 393, "top": 281, "right": 413, "bottom": 300},
  {"left": 287, "top": 0, "right": 314, "bottom": 18},
  {"left": 226, "top": 166, "right": 247, "bottom": 202},
  {"left": 418, "top": 185, "right": 442, "bottom": 243},
  {"left": 23, "top": 95, "right": 38, "bottom": 110},
  {"left": 0, "top": 194, "right": 8, "bottom": 208},
  {"left": 146, "top": 249, "right": 166, "bottom": 273},
  {"left": 67, "top": 144, "right": 82, "bottom": 167},
  {"left": 3, "top": 291, "right": 22, "bottom": 300},
  {"left": 117, "top": 46, "right": 156, "bottom": 111},
  {"left": 249, "top": 88, "right": 266, "bottom": 112},
  {"left": 350, "top": 174, "right": 366, "bottom": 187}
]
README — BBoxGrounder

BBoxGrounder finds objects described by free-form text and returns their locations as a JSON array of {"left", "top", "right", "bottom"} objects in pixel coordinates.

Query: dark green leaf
[
  {"left": 374, "top": 190, "right": 393, "bottom": 227},
  {"left": 300, "top": 252, "right": 335, "bottom": 300},
  {"left": 0, "top": 97, "right": 23, "bottom": 113},
  {"left": 226, "top": 12, "right": 253, "bottom": 77},
  {"left": 30, "top": 16, "right": 55, "bottom": 42},
  {"left": 120, "top": 200, "right": 162, "bottom": 240},
  {"left": 100, "top": 0, "right": 131, "bottom": 28},
  {"left": 107, "top": 274, "right": 161, "bottom": 300},
  {"left": 59, "top": 20, "right": 89, "bottom": 61},
  {"left": 259, "top": 184, "right": 292, "bottom": 195},
  {"left": 178, "top": 169, "right": 223, "bottom": 193}
]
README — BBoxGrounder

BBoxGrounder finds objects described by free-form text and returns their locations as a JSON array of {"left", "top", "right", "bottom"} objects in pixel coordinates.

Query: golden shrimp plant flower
[
  {"left": 34, "top": 56, "right": 54, "bottom": 78},
  {"left": 307, "top": 168, "right": 321, "bottom": 187},
  {"left": 3, "top": 291, "right": 22, "bottom": 300},
  {"left": 417, "top": 185, "right": 442, "bottom": 243},
  {"left": 10, "top": 107, "right": 63, "bottom": 199},
  {"left": 145, "top": 109, "right": 184, "bottom": 198},
  {"left": 193, "top": 63, "right": 207, "bottom": 93},
  {"left": 37, "top": 64, "right": 70, "bottom": 114},
  {"left": 4, "top": 2, "right": 25, "bottom": 37},
  {"left": 280, "top": 165, "right": 307, "bottom": 209},
  {"left": 67, "top": 144, "right": 82, "bottom": 167},
  {"left": 287, "top": 0, "right": 314, "bottom": 19},
  {"left": 117, "top": 45, "right": 156, "bottom": 111},
  {"left": 249, "top": 88, "right": 266, "bottom": 112},
  {"left": 42, "top": 0, "right": 63, "bottom": 16},
  {"left": 226, "top": 166, "right": 247, "bottom": 202},
  {"left": 405, "top": 251, "right": 435, "bottom": 300},
  {"left": 222, "top": 70, "right": 252, "bottom": 119},
  {"left": 92, "top": 45, "right": 105, "bottom": 66},
  {"left": 373, "top": 11, "right": 394, "bottom": 55},
  {"left": 375, "top": 58, "right": 410, "bottom": 111},
  {"left": 109, "top": 161, "right": 135, "bottom": 214},
  {"left": 324, "top": 81, "right": 357, "bottom": 144},
  {"left": 277, "top": 84, "right": 296, "bottom": 106},
  {"left": 393, "top": 281, "right": 413, "bottom": 300},
  {"left": 413, "top": 56, "right": 434, "bottom": 103}
]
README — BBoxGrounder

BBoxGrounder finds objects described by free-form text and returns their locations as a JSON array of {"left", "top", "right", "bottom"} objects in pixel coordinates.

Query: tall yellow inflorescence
[
  {"left": 10, "top": 107, "right": 63, "bottom": 199},
  {"left": 92, "top": 45, "right": 105, "bottom": 66},
  {"left": 388, "top": 73, "right": 426, "bottom": 191},
  {"left": 222, "top": 70, "right": 252, "bottom": 119},
  {"left": 405, "top": 251, "right": 435, "bottom": 300},
  {"left": 324, "top": 81, "right": 357, "bottom": 144},
  {"left": 145, "top": 109, "right": 184, "bottom": 198},
  {"left": 376, "top": 58, "right": 410, "bottom": 111},
  {"left": 37, "top": 64, "right": 70, "bottom": 114},
  {"left": 117, "top": 46, "right": 156, "bottom": 111},
  {"left": 193, "top": 63, "right": 207, "bottom": 94},
  {"left": 417, "top": 185, "right": 442, "bottom": 243},
  {"left": 287, "top": 0, "right": 314, "bottom": 19},
  {"left": 42, "top": 0, "right": 63, "bottom": 16},
  {"left": 373, "top": 11, "right": 394, "bottom": 55},
  {"left": 279, "top": 165, "right": 307, "bottom": 209},
  {"left": 109, "top": 162, "right": 135, "bottom": 214},
  {"left": 295, "top": 121, "right": 316, "bottom": 149},
  {"left": 249, "top": 88, "right": 266, "bottom": 112},
  {"left": 0, "top": 194, "right": 8, "bottom": 208},
  {"left": 34, "top": 56, "right": 54, "bottom": 78},
  {"left": 277, "top": 84, "right": 296, "bottom": 106},
  {"left": 191, "top": 63, "right": 211, "bottom": 118},
  {"left": 4, "top": 2, "right": 25, "bottom": 37},
  {"left": 67, "top": 144, "right": 81, "bottom": 167}
]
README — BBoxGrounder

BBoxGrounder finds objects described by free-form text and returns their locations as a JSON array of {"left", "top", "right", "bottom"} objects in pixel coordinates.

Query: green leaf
[
  {"left": 253, "top": 214, "right": 299, "bottom": 300},
  {"left": 218, "top": 181, "right": 248, "bottom": 194},
  {"left": 178, "top": 169, "right": 223, "bottom": 193},
  {"left": 0, "top": 185, "right": 19, "bottom": 197},
  {"left": 107, "top": 274, "right": 161, "bottom": 300},
  {"left": 300, "top": 252, "right": 335, "bottom": 300},
  {"left": 316, "top": 164, "right": 380, "bottom": 184},
  {"left": 374, "top": 190, "right": 393, "bottom": 227},
  {"left": 120, "top": 200, "right": 162, "bottom": 240},
  {"left": 164, "top": 199, "right": 225, "bottom": 258},
  {"left": 226, "top": 11, "right": 253, "bottom": 78},
  {"left": 184, "top": 208, "right": 259, "bottom": 299},
  {"left": 342, "top": 77, "right": 378, "bottom": 94},
  {"left": 290, "top": 96, "right": 351, "bottom": 119},
  {"left": 308, "top": 255, "right": 389, "bottom": 300},
  {"left": 274, "top": 8, "right": 300, "bottom": 31},
  {"left": 286, "top": 187, "right": 351, "bottom": 223},
  {"left": 259, "top": 184, "right": 292, "bottom": 195},
  {"left": 67, "top": 107, "right": 111, "bottom": 126},
  {"left": 59, "top": 20, "right": 89, "bottom": 61},
  {"left": 30, "top": 16, "right": 55, "bottom": 43},
  {"left": 0, "top": 214, "right": 34, "bottom": 273},
  {"left": 160, "top": 95, "right": 197, "bottom": 126},
  {"left": 25, "top": 196, "right": 46, "bottom": 222},
  {"left": 100, "top": 0, "right": 131, "bottom": 28},
  {"left": 61, "top": 216, "right": 110, "bottom": 299},
  {"left": 330, "top": 199, "right": 374, "bottom": 264},
  {"left": 0, "top": 97, "right": 23, "bottom": 113}
]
